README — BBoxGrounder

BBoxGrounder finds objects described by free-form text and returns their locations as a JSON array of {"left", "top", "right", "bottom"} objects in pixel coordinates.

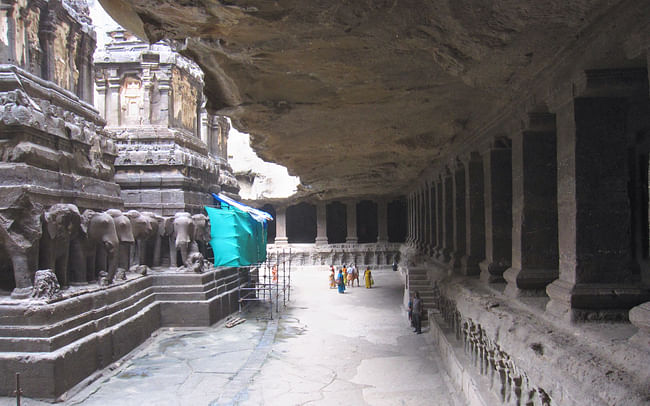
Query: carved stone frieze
[{"left": 438, "top": 295, "right": 553, "bottom": 406}]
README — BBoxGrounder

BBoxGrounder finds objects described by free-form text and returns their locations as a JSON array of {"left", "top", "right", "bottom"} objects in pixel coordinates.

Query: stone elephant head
[
  {"left": 106, "top": 209, "right": 134, "bottom": 243},
  {"left": 81, "top": 210, "right": 119, "bottom": 284},
  {"left": 171, "top": 212, "right": 194, "bottom": 267},
  {"left": 191, "top": 213, "right": 211, "bottom": 260},
  {"left": 125, "top": 210, "right": 155, "bottom": 269},
  {"left": 106, "top": 209, "right": 134, "bottom": 272},
  {"left": 40, "top": 203, "right": 81, "bottom": 287},
  {"left": 0, "top": 190, "right": 43, "bottom": 298},
  {"left": 191, "top": 214, "right": 210, "bottom": 242}
]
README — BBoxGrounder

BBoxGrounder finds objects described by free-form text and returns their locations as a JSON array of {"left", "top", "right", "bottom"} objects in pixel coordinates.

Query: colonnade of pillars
[
  {"left": 270, "top": 199, "right": 406, "bottom": 245},
  {"left": 407, "top": 67, "right": 650, "bottom": 321}
]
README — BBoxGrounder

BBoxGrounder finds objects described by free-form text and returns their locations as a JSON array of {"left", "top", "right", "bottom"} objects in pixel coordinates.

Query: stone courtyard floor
[{"left": 4, "top": 268, "right": 464, "bottom": 406}]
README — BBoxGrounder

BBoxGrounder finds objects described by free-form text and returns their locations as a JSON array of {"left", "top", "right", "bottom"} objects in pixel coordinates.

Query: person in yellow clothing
[
  {"left": 342, "top": 265, "right": 347, "bottom": 285},
  {"left": 364, "top": 267, "right": 373, "bottom": 288}
]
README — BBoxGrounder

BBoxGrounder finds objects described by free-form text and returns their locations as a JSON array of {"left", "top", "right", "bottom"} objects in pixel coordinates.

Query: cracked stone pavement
[{"left": 3, "top": 268, "right": 464, "bottom": 405}]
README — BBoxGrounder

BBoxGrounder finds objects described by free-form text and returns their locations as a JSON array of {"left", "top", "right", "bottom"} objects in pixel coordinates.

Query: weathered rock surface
[{"left": 98, "top": 0, "right": 650, "bottom": 199}]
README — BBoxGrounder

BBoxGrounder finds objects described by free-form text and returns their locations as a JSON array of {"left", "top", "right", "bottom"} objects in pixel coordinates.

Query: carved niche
[
  {"left": 120, "top": 76, "right": 143, "bottom": 126},
  {"left": 171, "top": 67, "right": 198, "bottom": 133}
]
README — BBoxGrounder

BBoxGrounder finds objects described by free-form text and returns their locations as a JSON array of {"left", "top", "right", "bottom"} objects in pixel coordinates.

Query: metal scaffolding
[{"left": 237, "top": 248, "right": 293, "bottom": 319}]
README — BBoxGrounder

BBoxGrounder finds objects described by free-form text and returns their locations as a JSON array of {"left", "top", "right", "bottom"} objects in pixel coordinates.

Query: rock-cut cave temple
[{"left": 0, "top": 0, "right": 648, "bottom": 405}]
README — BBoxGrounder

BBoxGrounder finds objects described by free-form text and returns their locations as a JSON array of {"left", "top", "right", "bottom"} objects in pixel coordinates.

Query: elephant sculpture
[
  {"left": 125, "top": 210, "right": 154, "bottom": 271},
  {"left": 81, "top": 210, "right": 119, "bottom": 284},
  {"left": 152, "top": 215, "right": 174, "bottom": 268},
  {"left": 171, "top": 212, "right": 194, "bottom": 267},
  {"left": 0, "top": 191, "right": 43, "bottom": 298},
  {"left": 140, "top": 211, "right": 159, "bottom": 267},
  {"left": 106, "top": 209, "right": 134, "bottom": 274},
  {"left": 191, "top": 213, "right": 211, "bottom": 258},
  {"left": 39, "top": 204, "right": 81, "bottom": 287}
]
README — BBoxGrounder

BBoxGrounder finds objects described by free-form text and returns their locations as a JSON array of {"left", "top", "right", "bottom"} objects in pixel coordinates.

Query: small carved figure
[
  {"left": 30, "top": 269, "right": 60, "bottom": 300},
  {"left": 181, "top": 252, "right": 206, "bottom": 274}
]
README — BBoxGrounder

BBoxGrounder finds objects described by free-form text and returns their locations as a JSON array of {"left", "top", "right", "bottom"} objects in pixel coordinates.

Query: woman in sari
[
  {"left": 364, "top": 267, "right": 372, "bottom": 289},
  {"left": 337, "top": 270, "right": 346, "bottom": 293},
  {"left": 329, "top": 266, "right": 336, "bottom": 289}
]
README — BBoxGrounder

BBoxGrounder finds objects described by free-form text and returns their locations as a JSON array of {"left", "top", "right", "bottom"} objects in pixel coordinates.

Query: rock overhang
[{"left": 97, "top": 0, "right": 650, "bottom": 200}]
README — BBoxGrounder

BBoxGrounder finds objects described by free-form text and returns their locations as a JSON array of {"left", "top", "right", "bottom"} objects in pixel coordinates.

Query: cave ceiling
[{"left": 99, "top": 0, "right": 649, "bottom": 201}]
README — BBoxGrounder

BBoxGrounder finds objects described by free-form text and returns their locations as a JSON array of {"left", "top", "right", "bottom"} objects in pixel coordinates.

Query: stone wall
[
  {"left": 0, "top": 266, "right": 252, "bottom": 398},
  {"left": 266, "top": 243, "right": 400, "bottom": 269}
]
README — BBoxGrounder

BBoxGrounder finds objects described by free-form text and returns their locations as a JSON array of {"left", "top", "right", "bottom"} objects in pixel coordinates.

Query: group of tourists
[{"left": 328, "top": 264, "right": 373, "bottom": 293}]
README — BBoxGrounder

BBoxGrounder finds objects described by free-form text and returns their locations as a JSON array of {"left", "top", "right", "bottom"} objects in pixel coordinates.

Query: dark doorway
[
  {"left": 357, "top": 200, "right": 378, "bottom": 243},
  {"left": 260, "top": 204, "right": 276, "bottom": 243},
  {"left": 287, "top": 202, "right": 316, "bottom": 243},
  {"left": 388, "top": 198, "right": 407, "bottom": 242},
  {"left": 327, "top": 201, "right": 347, "bottom": 243}
]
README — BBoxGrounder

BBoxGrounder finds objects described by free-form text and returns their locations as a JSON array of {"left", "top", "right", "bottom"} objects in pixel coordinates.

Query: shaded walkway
[{"left": 6, "top": 269, "right": 463, "bottom": 405}]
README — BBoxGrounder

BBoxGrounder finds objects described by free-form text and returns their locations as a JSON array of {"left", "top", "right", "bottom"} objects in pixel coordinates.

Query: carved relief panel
[
  {"left": 120, "top": 76, "right": 144, "bottom": 126},
  {"left": 171, "top": 67, "right": 198, "bottom": 133},
  {"left": 53, "top": 21, "right": 70, "bottom": 90}
]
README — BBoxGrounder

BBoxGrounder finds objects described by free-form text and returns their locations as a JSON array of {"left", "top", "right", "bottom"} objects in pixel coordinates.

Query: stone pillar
[
  {"left": 460, "top": 152, "right": 485, "bottom": 276},
  {"left": 106, "top": 76, "right": 121, "bottom": 126},
  {"left": 429, "top": 182, "right": 437, "bottom": 255},
  {"left": 434, "top": 175, "right": 443, "bottom": 256},
  {"left": 406, "top": 194, "right": 412, "bottom": 243},
  {"left": 437, "top": 169, "right": 453, "bottom": 262},
  {"left": 419, "top": 186, "right": 426, "bottom": 251},
  {"left": 377, "top": 199, "right": 388, "bottom": 243},
  {"left": 346, "top": 200, "right": 358, "bottom": 243},
  {"left": 504, "top": 113, "right": 559, "bottom": 297},
  {"left": 414, "top": 189, "right": 420, "bottom": 248},
  {"left": 451, "top": 162, "right": 467, "bottom": 271},
  {"left": 275, "top": 206, "right": 288, "bottom": 244},
  {"left": 408, "top": 193, "right": 415, "bottom": 244},
  {"left": 315, "top": 201, "right": 328, "bottom": 245},
  {"left": 158, "top": 76, "right": 171, "bottom": 127},
  {"left": 546, "top": 95, "right": 650, "bottom": 321},
  {"left": 479, "top": 140, "right": 512, "bottom": 283}
]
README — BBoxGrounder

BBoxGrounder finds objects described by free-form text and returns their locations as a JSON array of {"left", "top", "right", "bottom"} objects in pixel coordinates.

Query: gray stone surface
[{"left": 2, "top": 268, "right": 463, "bottom": 405}]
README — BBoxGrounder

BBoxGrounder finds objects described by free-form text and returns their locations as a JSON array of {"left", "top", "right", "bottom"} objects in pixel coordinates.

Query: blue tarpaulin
[{"left": 205, "top": 193, "right": 272, "bottom": 267}]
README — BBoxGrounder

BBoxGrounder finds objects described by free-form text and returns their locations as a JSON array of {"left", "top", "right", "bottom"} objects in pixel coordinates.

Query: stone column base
[
  {"left": 459, "top": 255, "right": 481, "bottom": 277},
  {"left": 479, "top": 259, "right": 508, "bottom": 283},
  {"left": 629, "top": 301, "right": 650, "bottom": 347},
  {"left": 346, "top": 237, "right": 358, "bottom": 244},
  {"left": 315, "top": 237, "right": 328, "bottom": 245},
  {"left": 503, "top": 267, "right": 558, "bottom": 297},
  {"left": 546, "top": 279, "right": 650, "bottom": 323},
  {"left": 275, "top": 237, "right": 289, "bottom": 245},
  {"left": 436, "top": 248, "right": 452, "bottom": 263}
]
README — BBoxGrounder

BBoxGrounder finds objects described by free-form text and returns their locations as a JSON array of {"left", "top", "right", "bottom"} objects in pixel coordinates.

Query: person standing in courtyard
[
  {"left": 364, "top": 267, "right": 373, "bottom": 288},
  {"left": 412, "top": 291, "right": 422, "bottom": 334},
  {"left": 346, "top": 264, "right": 355, "bottom": 287},
  {"left": 329, "top": 266, "right": 336, "bottom": 289},
  {"left": 337, "top": 269, "right": 346, "bottom": 294}
]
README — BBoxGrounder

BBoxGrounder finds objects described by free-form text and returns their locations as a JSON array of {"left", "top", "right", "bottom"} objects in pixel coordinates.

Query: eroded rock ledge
[{"left": 98, "top": 0, "right": 650, "bottom": 200}]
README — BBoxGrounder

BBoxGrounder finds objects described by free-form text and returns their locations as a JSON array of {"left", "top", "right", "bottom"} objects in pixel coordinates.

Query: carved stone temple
[
  {"left": 95, "top": 29, "right": 239, "bottom": 215},
  {"left": 0, "top": 1, "right": 248, "bottom": 399},
  {"left": 0, "top": 0, "right": 648, "bottom": 404}
]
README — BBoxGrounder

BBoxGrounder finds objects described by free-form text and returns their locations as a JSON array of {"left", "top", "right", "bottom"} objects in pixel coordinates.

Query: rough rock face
[{"left": 98, "top": 0, "right": 650, "bottom": 199}]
